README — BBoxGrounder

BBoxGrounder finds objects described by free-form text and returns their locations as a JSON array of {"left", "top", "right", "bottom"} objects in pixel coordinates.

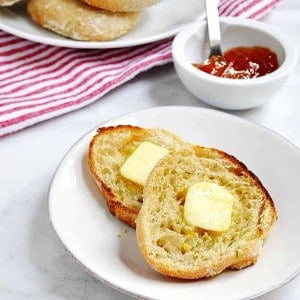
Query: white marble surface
[{"left": 1, "top": 0, "right": 300, "bottom": 299}]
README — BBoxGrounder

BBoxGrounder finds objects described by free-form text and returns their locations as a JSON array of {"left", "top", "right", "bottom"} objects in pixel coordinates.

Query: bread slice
[
  {"left": 88, "top": 125, "right": 188, "bottom": 227},
  {"left": 136, "top": 146, "right": 277, "bottom": 279}
]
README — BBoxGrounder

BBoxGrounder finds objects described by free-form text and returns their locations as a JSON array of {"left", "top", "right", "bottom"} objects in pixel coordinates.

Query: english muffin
[
  {"left": 136, "top": 146, "right": 277, "bottom": 279},
  {"left": 27, "top": 0, "right": 140, "bottom": 41},
  {"left": 88, "top": 125, "right": 189, "bottom": 227}
]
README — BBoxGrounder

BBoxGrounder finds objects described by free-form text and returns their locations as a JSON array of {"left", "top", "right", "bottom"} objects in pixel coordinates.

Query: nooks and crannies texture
[
  {"left": 136, "top": 146, "right": 277, "bottom": 279},
  {"left": 88, "top": 125, "right": 190, "bottom": 227}
]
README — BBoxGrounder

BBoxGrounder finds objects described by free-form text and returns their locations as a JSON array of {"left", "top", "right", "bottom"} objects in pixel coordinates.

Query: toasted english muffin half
[
  {"left": 88, "top": 125, "right": 189, "bottom": 227},
  {"left": 136, "top": 146, "right": 277, "bottom": 279}
]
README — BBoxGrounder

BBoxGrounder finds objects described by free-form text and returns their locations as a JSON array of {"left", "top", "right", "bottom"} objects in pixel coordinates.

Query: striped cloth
[{"left": 0, "top": 0, "right": 282, "bottom": 137}]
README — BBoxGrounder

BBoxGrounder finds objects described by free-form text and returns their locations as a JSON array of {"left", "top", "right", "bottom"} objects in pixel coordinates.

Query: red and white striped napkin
[{"left": 0, "top": 0, "right": 282, "bottom": 137}]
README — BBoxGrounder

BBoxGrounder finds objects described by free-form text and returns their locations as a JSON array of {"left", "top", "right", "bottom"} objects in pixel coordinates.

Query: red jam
[{"left": 193, "top": 46, "right": 279, "bottom": 79}]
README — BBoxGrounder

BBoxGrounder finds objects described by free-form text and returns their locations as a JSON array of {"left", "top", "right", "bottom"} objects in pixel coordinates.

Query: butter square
[{"left": 120, "top": 141, "right": 169, "bottom": 186}]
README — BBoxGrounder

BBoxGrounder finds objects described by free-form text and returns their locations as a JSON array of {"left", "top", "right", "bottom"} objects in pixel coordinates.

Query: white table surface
[{"left": 1, "top": 0, "right": 299, "bottom": 299}]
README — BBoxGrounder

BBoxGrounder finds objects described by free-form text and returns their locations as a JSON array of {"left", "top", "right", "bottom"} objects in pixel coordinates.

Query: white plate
[
  {"left": 49, "top": 106, "right": 300, "bottom": 300},
  {"left": 0, "top": 0, "right": 205, "bottom": 49}
]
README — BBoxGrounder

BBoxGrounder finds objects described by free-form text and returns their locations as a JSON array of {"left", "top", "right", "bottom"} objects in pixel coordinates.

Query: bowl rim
[{"left": 172, "top": 16, "right": 298, "bottom": 86}]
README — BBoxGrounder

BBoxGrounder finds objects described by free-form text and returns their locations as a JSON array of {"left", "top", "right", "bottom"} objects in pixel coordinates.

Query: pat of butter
[
  {"left": 184, "top": 182, "right": 234, "bottom": 232},
  {"left": 120, "top": 141, "right": 169, "bottom": 186}
]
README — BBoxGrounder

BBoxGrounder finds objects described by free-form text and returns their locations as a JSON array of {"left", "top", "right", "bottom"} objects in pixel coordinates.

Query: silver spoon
[{"left": 205, "top": 0, "right": 222, "bottom": 57}]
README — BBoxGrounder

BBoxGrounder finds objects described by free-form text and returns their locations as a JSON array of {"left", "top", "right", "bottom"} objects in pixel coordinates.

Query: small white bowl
[{"left": 172, "top": 17, "right": 297, "bottom": 110}]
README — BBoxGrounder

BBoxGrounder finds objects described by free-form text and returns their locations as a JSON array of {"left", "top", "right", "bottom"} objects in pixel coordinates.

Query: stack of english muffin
[
  {"left": 27, "top": 0, "right": 161, "bottom": 41},
  {"left": 1, "top": 0, "right": 161, "bottom": 41}
]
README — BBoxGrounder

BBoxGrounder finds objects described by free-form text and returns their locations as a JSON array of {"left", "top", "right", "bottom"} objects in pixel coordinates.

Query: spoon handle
[{"left": 205, "top": 0, "right": 222, "bottom": 57}]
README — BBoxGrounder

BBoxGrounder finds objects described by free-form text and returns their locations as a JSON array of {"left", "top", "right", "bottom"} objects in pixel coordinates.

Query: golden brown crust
[
  {"left": 81, "top": 0, "right": 160, "bottom": 12},
  {"left": 27, "top": 0, "right": 140, "bottom": 41},
  {"left": 88, "top": 125, "right": 145, "bottom": 227},
  {"left": 95, "top": 124, "right": 145, "bottom": 135},
  {"left": 92, "top": 174, "right": 139, "bottom": 228}
]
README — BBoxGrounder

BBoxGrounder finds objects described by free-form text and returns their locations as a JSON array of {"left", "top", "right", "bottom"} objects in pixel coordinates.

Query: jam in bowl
[
  {"left": 193, "top": 46, "right": 279, "bottom": 79},
  {"left": 172, "top": 17, "right": 297, "bottom": 110}
]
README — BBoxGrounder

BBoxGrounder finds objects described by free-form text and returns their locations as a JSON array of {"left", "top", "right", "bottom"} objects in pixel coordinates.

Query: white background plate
[
  {"left": 0, "top": 0, "right": 205, "bottom": 48},
  {"left": 48, "top": 106, "right": 300, "bottom": 299}
]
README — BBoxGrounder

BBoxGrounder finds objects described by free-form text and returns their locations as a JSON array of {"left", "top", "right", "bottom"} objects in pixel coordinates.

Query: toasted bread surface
[
  {"left": 136, "top": 146, "right": 277, "bottom": 279},
  {"left": 88, "top": 125, "right": 187, "bottom": 227}
]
